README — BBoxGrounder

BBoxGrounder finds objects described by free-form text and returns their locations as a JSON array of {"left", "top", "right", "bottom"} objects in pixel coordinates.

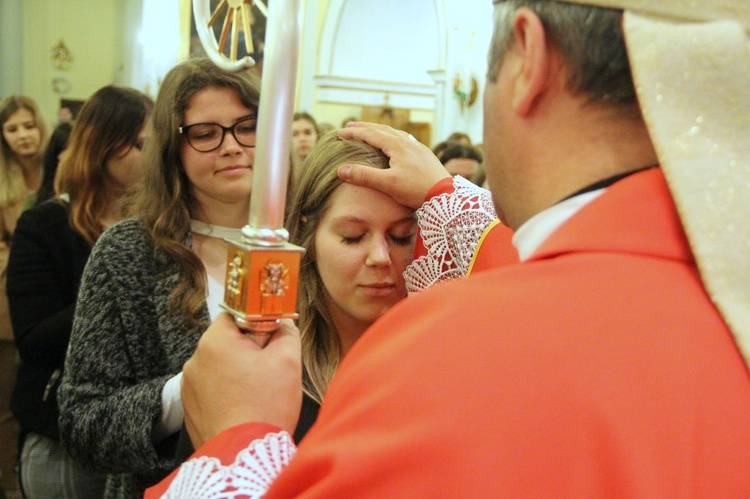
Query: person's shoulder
[
  {"left": 98, "top": 218, "right": 149, "bottom": 242},
  {"left": 414, "top": 265, "right": 506, "bottom": 300},
  {"left": 383, "top": 264, "right": 526, "bottom": 330},
  {"left": 16, "top": 198, "right": 69, "bottom": 231},
  {"left": 21, "top": 198, "right": 68, "bottom": 219},
  {"left": 93, "top": 218, "right": 152, "bottom": 258},
  {"left": 84, "top": 220, "right": 165, "bottom": 285}
]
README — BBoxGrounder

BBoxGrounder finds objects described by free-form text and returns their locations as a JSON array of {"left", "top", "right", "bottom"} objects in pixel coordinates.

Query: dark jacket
[{"left": 7, "top": 199, "right": 91, "bottom": 440}]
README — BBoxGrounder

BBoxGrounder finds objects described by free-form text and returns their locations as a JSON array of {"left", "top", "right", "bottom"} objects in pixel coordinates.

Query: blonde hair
[
  {"left": 286, "top": 132, "right": 390, "bottom": 404},
  {"left": 0, "top": 95, "right": 48, "bottom": 209},
  {"left": 128, "top": 58, "right": 261, "bottom": 326},
  {"left": 55, "top": 85, "right": 153, "bottom": 246}
]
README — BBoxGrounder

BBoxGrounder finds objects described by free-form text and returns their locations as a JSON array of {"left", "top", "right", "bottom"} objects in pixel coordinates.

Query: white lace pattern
[
  {"left": 404, "top": 176, "right": 497, "bottom": 294},
  {"left": 162, "top": 431, "right": 296, "bottom": 498}
]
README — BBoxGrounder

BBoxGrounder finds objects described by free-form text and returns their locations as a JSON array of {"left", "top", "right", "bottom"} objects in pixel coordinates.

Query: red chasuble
[{"left": 149, "top": 169, "right": 750, "bottom": 497}]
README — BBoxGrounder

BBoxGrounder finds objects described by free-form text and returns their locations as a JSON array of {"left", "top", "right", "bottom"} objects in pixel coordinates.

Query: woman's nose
[
  {"left": 219, "top": 130, "right": 243, "bottom": 154},
  {"left": 365, "top": 236, "right": 391, "bottom": 267}
]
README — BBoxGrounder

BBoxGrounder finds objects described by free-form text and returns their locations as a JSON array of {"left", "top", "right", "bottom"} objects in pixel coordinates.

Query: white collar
[
  {"left": 190, "top": 219, "right": 243, "bottom": 240},
  {"left": 512, "top": 189, "right": 605, "bottom": 261}
]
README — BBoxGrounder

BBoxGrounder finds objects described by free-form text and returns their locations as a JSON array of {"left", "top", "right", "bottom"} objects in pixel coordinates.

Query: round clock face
[{"left": 52, "top": 76, "right": 71, "bottom": 95}]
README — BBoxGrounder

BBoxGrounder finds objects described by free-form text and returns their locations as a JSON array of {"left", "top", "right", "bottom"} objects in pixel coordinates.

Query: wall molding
[
  {"left": 314, "top": 0, "right": 444, "bottom": 111},
  {"left": 314, "top": 75, "right": 436, "bottom": 110}
]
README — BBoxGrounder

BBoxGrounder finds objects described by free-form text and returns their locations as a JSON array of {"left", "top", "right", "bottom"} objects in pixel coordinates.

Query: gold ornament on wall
[
  {"left": 51, "top": 39, "right": 73, "bottom": 71},
  {"left": 453, "top": 72, "right": 478, "bottom": 113},
  {"left": 52, "top": 76, "right": 71, "bottom": 95}
]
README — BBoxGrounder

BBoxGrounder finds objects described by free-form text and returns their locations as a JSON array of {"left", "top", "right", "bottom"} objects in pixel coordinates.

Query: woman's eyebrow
[
  {"left": 330, "top": 215, "right": 367, "bottom": 225},
  {"left": 332, "top": 215, "right": 416, "bottom": 226}
]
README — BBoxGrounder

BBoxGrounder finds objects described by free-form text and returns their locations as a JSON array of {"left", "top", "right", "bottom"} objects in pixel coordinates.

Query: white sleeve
[{"left": 152, "top": 372, "right": 184, "bottom": 442}]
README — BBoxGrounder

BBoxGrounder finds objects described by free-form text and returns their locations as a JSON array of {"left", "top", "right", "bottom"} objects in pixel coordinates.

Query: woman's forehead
[
  {"left": 323, "top": 182, "right": 415, "bottom": 225},
  {"left": 4, "top": 107, "right": 35, "bottom": 126}
]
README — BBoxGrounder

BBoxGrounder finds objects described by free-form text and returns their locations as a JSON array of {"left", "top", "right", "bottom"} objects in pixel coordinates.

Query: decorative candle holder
[
  {"left": 221, "top": 237, "right": 304, "bottom": 344},
  {"left": 195, "top": 0, "right": 302, "bottom": 346}
]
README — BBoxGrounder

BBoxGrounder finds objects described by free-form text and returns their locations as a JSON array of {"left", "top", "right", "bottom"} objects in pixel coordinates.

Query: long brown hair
[
  {"left": 129, "top": 57, "right": 261, "bottom": 326},
  {"left": 55, "top": 85, "right": 153, "bottom": 246},
  {"left": 286, "top": 132, "right": 390, "bottom": 404}
]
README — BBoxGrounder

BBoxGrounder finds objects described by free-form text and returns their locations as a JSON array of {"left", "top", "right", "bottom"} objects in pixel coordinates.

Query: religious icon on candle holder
[{"left": 222, "top": 241, "right": 302, "bottom": 325}]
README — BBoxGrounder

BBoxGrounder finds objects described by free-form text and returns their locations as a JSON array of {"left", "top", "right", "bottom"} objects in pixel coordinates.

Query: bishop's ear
[{"left": 510, "top": 7, "right": 552, "bottom": 116}]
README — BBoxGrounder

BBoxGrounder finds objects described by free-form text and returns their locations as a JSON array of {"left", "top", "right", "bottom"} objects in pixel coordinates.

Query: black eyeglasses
[{"left": 179, "top": 117, "right": 257, "bottom": 152}]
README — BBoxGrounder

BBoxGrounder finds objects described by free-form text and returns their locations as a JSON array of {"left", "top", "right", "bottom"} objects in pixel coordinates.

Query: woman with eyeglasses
[{"left": 57, "top": 58, "right": 261, "bottom": 498}]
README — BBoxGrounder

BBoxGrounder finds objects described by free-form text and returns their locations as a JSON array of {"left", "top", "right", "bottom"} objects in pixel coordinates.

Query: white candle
[{"left": 244, "top": 0, "right": 302, "bottom": 245}]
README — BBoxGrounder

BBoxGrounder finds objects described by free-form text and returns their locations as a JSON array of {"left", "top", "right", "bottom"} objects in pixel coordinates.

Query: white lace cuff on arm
[
  {"left": 404, "top": 176, "right": 497, "bottom": 294},
  {"left": 162, "top": 431, "right": 296, "bottom": 499}
]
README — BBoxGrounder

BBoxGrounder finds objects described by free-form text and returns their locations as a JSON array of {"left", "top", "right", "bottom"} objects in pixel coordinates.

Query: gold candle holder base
[{"left": 222, "top": 238, "right": 304, "bottom": 347}]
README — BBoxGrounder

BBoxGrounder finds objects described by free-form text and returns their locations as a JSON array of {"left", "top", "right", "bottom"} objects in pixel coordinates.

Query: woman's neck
[
  {"left": 100, "top": 184, "right": 127, "bottom": 229},
  {"left": 192, "top": 232, "right": 231, "bottom": 284},
  {"left": 190, "top": 220, "right": 243, "bottom": 240},
  {"left": 191, "top": 199, "right": 250, "bottom": 229},
  {"left": 327, "top": 302, "right": 370, "bottom": 358},
  {"left": 20, "top": 157, "right": 41, "bottom": 191}
]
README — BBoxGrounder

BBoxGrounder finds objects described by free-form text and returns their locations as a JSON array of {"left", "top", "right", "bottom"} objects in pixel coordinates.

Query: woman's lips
[
  {"left": 360, "top": 283, "right": 396, "bottom": 297},
  {"left": 216, "top": 165, "right": 251, "bottom": 177}
]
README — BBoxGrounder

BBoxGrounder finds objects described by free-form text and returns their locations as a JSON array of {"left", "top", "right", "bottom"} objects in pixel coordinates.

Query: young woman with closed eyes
[
  {"left": 286, "top": 132, "right": 417, "bottom": 405},
  {"left": 173, "top": 132, "right": 419, "bottom": 463}
]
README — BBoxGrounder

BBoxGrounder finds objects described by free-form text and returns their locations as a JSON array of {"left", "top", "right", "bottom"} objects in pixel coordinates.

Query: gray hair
[{"left": 488, "top": 1, "right": 636, "bottom": 106}]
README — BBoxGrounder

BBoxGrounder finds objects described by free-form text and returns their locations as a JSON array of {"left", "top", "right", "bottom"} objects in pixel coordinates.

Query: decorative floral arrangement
[
  {"left": 453, "top": 73, "right": 479, "bottom": 112},
  {"left": 51, "top": 39, "right": 73, "bottom": 71}
]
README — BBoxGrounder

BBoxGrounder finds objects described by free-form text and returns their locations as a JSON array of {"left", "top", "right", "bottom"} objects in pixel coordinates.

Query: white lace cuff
[
  {"left": 404, "top": 176, "right": 497, "bottom": 293},
  {"left": 162, "top": 431, "right": 296, "bottom": 498}
]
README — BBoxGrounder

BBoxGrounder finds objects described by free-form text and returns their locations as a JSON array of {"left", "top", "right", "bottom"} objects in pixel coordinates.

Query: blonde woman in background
[
  {"left": 290, "top": 111, "right": 320, "bottom": 179},
  {"left": 0, "top": 95, "right": 48, "bottom": 499}
]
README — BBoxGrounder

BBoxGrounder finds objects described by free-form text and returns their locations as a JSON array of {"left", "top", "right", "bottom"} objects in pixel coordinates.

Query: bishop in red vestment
[{"left": 148, "top": 1, "right": 750, "bottom": 496}]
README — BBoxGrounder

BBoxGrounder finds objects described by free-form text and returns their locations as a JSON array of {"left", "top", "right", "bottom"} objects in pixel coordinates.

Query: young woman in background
[
  {"left": 58, "top": 58, "right": 261, "bottom": 498},
  {"left": 7, "top": 85, "right": 152, "bottom": 499},
  {"left": 0, "top": 95, "right": 48, "bottom": 499}
]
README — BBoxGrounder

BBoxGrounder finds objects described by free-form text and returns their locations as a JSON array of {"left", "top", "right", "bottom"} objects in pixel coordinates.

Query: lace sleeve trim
[
  {"left": 162, "top": 431, "right": 296, "bottom": 499},
  {"left": 404, "top": 176, "right": 497, "bottom": 294}
]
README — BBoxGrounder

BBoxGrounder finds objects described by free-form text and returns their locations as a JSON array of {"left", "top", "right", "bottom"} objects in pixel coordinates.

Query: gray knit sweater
[{"left": 58, "top": 219, "right": 209, "bottom": 498}]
